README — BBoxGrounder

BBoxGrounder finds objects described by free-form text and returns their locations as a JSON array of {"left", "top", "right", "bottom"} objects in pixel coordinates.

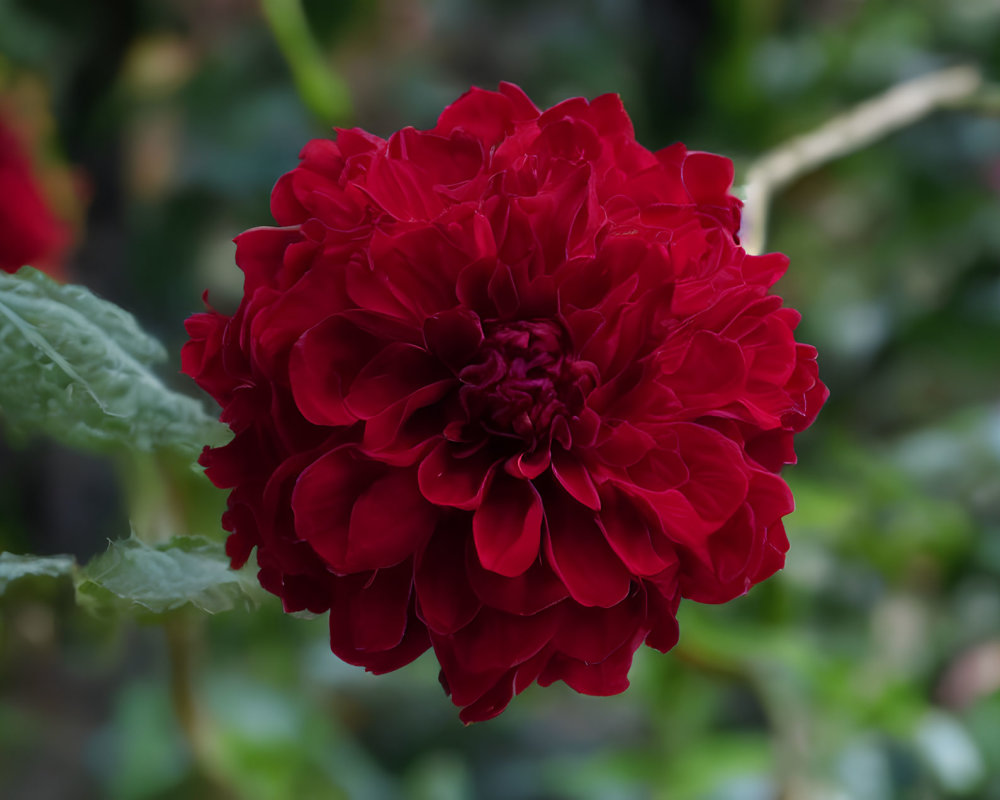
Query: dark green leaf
[
  {"left": 76, "top": 536, "right": 260, "bottom": 615},
  {"left": 0, "top": 268, "right": 228, "bottom": 456}
]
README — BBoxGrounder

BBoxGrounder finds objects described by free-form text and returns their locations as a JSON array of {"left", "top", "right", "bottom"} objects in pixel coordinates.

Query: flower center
[{"left": 458, "top": 319, "right": 597, "bottom": 444}]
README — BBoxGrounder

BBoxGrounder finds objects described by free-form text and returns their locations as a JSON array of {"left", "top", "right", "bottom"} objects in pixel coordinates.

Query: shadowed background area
[{"left": 1, "top": 0, "right": 999, "bottom": 798}]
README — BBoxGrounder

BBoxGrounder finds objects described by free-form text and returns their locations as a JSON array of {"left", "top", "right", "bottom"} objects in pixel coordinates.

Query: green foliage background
[{"left": 1, "top": 1, "right": 999, "bottom": 798}]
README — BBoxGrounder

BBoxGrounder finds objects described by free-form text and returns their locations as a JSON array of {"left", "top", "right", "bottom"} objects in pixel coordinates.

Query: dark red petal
[
  {"left": 550, "top": 449, "right": 601, "bottom": 510},
  {"left": 673, "top": 423, "right": 750, "bottom": 523},
  {"left": 465, "top": 535, "right": 568, "bottom": 615},
  {"left": 233, "top": 226, "right": 300, "bottom": 293},
  {"left": 292, "top": 449, "right": 372, "bottom": 570},
  {"left": 423, "top": 307, "right": 484, "bottom": 370},
  {"left": 599, "top": 486, "right": 677, "bottom": 576},
  {"left": 506, "top": 447, "right": 552, "bottom": 481},
  {"left": 346, "top": 468, "right": 439, "bottom": 570},
  {"left": 595, "top": 422, "right": 656, "bottom": 468},
  {"left": 357, "top": 156, "right": 445, "bottom": 221},
  {"left": 586, "top": 92, "right": 634, "bottom": 139},
  {"left": 457, "top": 647, "right": 550, "bottom": 724},
  {"left": 289, "top": 316, "right": 382, "bottom": 426},
  {"left": 473, "top": 472, "right": 543, "bottom": 577},
  {"left": 552, "top": 590, "right": 645, "bottom": 663},
  {"left": 539, "top": 633, "right": 641, "bottom": 696},
  {"left": 487, "top": 262, "right": 519, "bottom": 319},
  {"left": 682, "top": 151, "right": 735, "bottom": 204},
  {"left": 498, "top": 82, "right": 540, "bottom": 120},
  {"left": 360, "top": 384, "right": 453, "bottom": 466},
  {"left": 331, "top": 606, "right": 431, "bottom": 675},
  {"left": 434, "top": 87, "right": 516, "bottom": 146},
  {"left": 644, "top": 580, "right": 682, "bottom": 653},
  {"left": 545, "top": 494, "right": 631, "bottom": 608},
  {"left": 293, "top": 451, "right": 437, "bottom": 572},
  {"left": 345, "top": 342, "right": 446, "bottom": 419},
  {"left": 387, "top": 127, "right": 484, "bottom": 186},
  {"left": 458, "top": 671, "right": 517, "bottom": 725},
  {"left": 415, "top": 527, "right": 482, "bottom": 635},
  {"left": 707, "top": 505, "right": 757, "bottom": 584},
  {"left": 438, "top": 604, "right": 561, "bottom": 675},
  {"left": 328, "top": 561, "right": 413, "bottom": 653},
  {"left": 662, "top": 330, "right": 745, "bottom": 405},
  {"left": 418, "top": 441, "right": 496, "bottom": 510}
]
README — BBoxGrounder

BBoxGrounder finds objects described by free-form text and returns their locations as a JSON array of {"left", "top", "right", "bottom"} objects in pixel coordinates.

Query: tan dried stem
[
  {"left": 740, "top": 64, "right": 985, "bottom": 256},
  {"left": 165, "top": 616, "right": 241, "bottom": 799}
]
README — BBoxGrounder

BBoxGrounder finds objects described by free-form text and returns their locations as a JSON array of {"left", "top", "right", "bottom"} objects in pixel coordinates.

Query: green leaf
[
  {"left": 0, "top": 551, "right": 75, "bottom": 594},
  {"left": 76, "top": 535, "right": 260, "bottom": 615},
  {"left": 0, "top": 267, "right": 229, "bottom": 457}
]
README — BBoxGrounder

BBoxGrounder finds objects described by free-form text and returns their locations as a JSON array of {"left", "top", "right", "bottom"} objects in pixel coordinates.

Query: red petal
[
  {"left": 465, "top": 535, "right": 568, "bottom": 615},
  {"left": 599, "top": 486, "right": 676, "bottom": 576},
  {"left": 233, "top": 226, "right": 300, "bottom": 293},
  {"left": 331, "top": 606, "right": 430, "bottom": 675},
  {"left": 498, "top": 82, "right": 540, "bottom": 120},
  {"left": 345, "top": 342, "right": 446, "bottom": 419},
  {"left": 437, "top": 604, "right": 561, "bottom": 675},
  {"left": 596, "top": 422, "right": 655, "bottom": 468},
  {"left": 487, "top": 262, "right": 519, "bottom": 319},
  {"left": 289, "top": 316, "right": 382, "bottom": 426},
  {"left": 505, "top": 447, "right": 551, "bottom": 480},
  {"left": 682, "top": 151, "right": 734, "bottom": 203},
  {"left": 473, "top": 472, "right": 543, "bottom": 577},
  {"left": 673, "top": 423, "right": 749, "bottom": 523},
  {"left": 662, "top": 330, "right": 745, "bottom": 405},
  {"left": 357, "top": 156, "right": 445, "bottom": 221},
  {"left": 292, "top": 449, "right": 374, "bottom": 570},
  {"left": 457, "top": 671, "right": 517, "bottom": 724},
  {"left": 293, "top": 451, "right": 437, "bottom": 572},
  {"left": 545, "top": 493, "right": 631, "bottom": 607},
  {"left": 415, "top": 527, "right": 481, "bottom": 635},
  {"left": 346, "top": 468, "right": 439, "bottom": 571},
  {"left": 550, "top": 449, "right": 601, "bottom": 510},
  {"left": 418, "top": 441, "right": 496, "bottom": 510},
  {"left": 539, "top": 634, "right": 641, "bottom": 696},
  {"left": 457, "top": 648, "right": 550, "bottom": 724},
  {"left": 328, "top": 561, "right": 413, "bottom": 653},
  {"left": 423, "top": 307, "right": 483, "bottom": 370},
  {"left": 387, "top": 127, "right": 484, "bottom": 187},
  {"left": 361, "top": 384, "right": 453, "bottom": 466},
  {"left": 434, "top": 87, "right": 516, "bottom": 146},
  {"left": 552, "top": 590, "right": 645, "bottom": 663},
  {"left": 644, "top": 580, "right": 681, "bottom": 653},
  {"left": 586, "top": 92, "right": 634, "bottom": 139}
]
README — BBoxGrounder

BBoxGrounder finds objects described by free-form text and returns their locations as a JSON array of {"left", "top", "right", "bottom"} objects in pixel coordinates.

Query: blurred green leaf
[
  {"left": 0, "top": 267, "right": 228, "bottom": 457},
  {"left": 92, "top": 680, "right": 191, "bottom": 800},
  {"left": 915, "top": 711, "right": 987, "bottom": 794},
  {"left": 0, "top": 551, "right": 75, "bottom": 594},
  {"left": 76, "top": 535, "right": 260, "bottom": 615}
]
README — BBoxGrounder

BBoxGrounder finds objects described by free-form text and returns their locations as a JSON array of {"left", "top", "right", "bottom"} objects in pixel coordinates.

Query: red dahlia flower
[
  {"left": 0, "top": 116, "right": 71, "bottom": 276},
  {"left": 184, "top": 83, "right": 827, "bottom": 722}
]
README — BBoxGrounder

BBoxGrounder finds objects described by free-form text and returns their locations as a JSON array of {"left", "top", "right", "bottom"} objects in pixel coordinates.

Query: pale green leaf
[
  {"left": 76, "top": 535, "right": 260, "bottom": 615},
  {"left": 0, "top": 551, "right": 75, "bottom": 594},
  {"left": 0, "top": 267, "right": 228, "bottom": 456}
]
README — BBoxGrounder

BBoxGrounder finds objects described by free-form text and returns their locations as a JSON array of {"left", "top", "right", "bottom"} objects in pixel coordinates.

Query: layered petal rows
[{"left": 184, "top": 84, "right": 827, "bottom": 722}]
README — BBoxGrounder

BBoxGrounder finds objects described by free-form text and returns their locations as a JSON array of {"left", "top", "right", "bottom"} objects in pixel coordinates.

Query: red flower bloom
[
  {"left": 184, "top": 84, "right": 827, "bottom": 722},
  {"left": 0, "top": 116, "right": 71, "bottom": 276}
]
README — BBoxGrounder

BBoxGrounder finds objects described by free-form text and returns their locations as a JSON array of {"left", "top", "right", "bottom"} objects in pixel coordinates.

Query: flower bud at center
[{"left": 458, "top": 319, "right": 597, "bottom": 443}]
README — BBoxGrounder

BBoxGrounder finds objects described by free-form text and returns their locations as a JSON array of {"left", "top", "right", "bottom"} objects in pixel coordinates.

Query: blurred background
[{"left": 1, "top": 0, "right": 1000, "bottom": 798}]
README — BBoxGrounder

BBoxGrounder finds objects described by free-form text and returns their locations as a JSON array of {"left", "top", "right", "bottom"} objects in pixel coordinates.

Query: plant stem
[
  {"left": 259, "top": 0, "right": 353, "bottom": 125},
  {"left": 165, "top": 616, "right": 239, "bottom": 798},
  {"left": 740, "top": 65, "right": 984, "bottom": 255}
]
